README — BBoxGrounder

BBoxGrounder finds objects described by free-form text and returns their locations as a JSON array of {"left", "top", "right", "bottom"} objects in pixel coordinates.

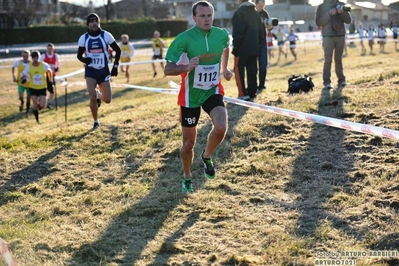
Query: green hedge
[{"left": 0, "top": 19, "right": 188, "bottom": 45}]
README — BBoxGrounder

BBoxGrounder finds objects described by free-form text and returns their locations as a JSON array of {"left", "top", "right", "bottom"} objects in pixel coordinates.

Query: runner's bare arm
[
  {"left": 221, "top": 48, "right": 233, "bottom": 81},
  {"left": 164, "top": 57, "right": 199, "bottom": 76}
]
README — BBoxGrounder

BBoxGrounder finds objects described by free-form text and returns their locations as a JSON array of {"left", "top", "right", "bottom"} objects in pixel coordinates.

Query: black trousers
[{"left": 234, "top": 55, "right": 258, "bottom": 98}]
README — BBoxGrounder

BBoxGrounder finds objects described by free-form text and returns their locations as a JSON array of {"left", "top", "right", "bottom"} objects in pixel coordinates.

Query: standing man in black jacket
[{"left": 232, "top": 0, "right": 263, "bottom": 101}]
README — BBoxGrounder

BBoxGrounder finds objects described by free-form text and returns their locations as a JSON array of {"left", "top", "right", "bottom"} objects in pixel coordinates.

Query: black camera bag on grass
[{"left": 287, "top": 75, "right": 314, "bottom": 94}]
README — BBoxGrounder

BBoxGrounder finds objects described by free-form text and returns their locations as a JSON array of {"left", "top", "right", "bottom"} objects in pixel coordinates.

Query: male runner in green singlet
[{"left": 164, "top": 0, "right": 233, "bottom": 193}]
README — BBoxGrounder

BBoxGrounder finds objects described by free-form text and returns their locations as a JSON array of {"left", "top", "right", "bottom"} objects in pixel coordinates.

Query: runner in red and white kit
[
  {"left": 164, "top": 0, "right": 233, "bottom": 193},
  {"left": 40, "top": 43, "right": 60, "bottom": 109}
]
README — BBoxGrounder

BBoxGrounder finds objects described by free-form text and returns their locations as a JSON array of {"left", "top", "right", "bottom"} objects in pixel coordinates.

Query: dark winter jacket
[
  {"left": 232, "top": 1, "right": 263, "bottom": 57},
  {"left": 315, "top": 0, "right": 352, "bottom": 37},
  {"left": 258, "top": 9, "right": 271, "bottom": 44}
]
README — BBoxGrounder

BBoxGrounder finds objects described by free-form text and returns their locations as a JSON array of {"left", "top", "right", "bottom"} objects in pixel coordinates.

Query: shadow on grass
[
  {"left": 288, "top": 86, "right": 364, "bottom": 239},
  {"left": 0, "top": 131, "right": 91, "bottom": 205},
  {"left": 0, "top": 111, "right": 28, "bottom": 127},
  {"left": 0, "top": 85, "right": 143, "bottom": 127},
  {"left": 68, "top": 100, "right": 250, "bottom": 265}
]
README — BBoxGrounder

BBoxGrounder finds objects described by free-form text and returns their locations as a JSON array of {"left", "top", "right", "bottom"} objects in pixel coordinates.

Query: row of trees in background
[
  {"left": 0, "top": 0, "right": 51, "bottom": 28},
  {"left": 0, "top": 18, "right": 188, "bottom": 45},
  {"left": 0, "top": 0, "right": 172, "bottom": 29}
]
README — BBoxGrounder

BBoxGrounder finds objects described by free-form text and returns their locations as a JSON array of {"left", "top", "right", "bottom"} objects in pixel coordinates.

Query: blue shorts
[{"left": 85, "top": 66, "right": 111, "bottom": 84}]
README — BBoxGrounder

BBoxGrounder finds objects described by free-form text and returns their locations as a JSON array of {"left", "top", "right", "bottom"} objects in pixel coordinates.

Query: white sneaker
[
  {"left": 324, "top": 84, "right": 333, "bottom": 90},
  {"left": 237, "top": 95, "right": 250, "bottom": 101},
  {"left": 95, "top": 88, "right": 102, "bottom": 99},
  {"left": 95, "top": 88, "right": 102, "bottom": 108},
  {"left": 338, "top": 81, "right": 347, "bottom": 88}
]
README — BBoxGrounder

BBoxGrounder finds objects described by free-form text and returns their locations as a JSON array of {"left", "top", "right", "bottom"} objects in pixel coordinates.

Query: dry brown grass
[{"left": 1, "top": 41, "right": 399, "bottom": 266}]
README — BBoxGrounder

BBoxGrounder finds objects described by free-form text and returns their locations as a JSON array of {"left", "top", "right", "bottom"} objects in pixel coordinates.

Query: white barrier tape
[
  {"left": 120, "top": 59, "right": 166, "bottom": 66},
  {"left": 54, "top": 68, "right": 85, "bottom": 82},
  {"left": 52, "top": 60, "right": 166, "bottom": 82},
  {"left": 0, "top": 237, "right": 17, "bottom": 266},
  {"left": 2, "top": 36, "right": 397, "bottom": 67},
  {"left": 0, "top": 48, "right": 158, "bottom": 65},
  {"left": 32, "top": 67, "right": 399, "bottom": 141},
  {"left": 122, "top": 83, "right": 180, "bottom": 95},
  {"left": 63, "top": 81, "right": 126, "bottom": 88},
  {"left": 168, "top": 81, "right": 399, "bottom": 140},
  {"left": 224, "top": 96, "right": 399, "bottom": 140},
  {"left": 1, "top": 32, "right": 395, "bottom": 54},
  {"left": 0, "top": 40, "right": 154, "bottom": 54}
]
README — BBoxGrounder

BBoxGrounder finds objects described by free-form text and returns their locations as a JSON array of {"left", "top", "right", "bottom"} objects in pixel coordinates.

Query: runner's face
[
  {"left": 47, "top": 46, "right": 54, "bottom": 55},
  {"left": 193, "top": 5, "right": 213, "bottom": 31},
  {"left": 88, "top": 20, "right": 99, "bottom": 31},
  {"left": 22, "top": 52, "right": 29, "bottom": 61}
]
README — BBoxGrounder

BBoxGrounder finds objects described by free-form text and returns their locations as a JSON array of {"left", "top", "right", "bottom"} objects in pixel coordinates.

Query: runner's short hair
[
  {"left": 192, "top": 1, "right": 214, "bottom": 16},
  {"left": 31, "top": 50, "right": 40, "bottom": 58}
]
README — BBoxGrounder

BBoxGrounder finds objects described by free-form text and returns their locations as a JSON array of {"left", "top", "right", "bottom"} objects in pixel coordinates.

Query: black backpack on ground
[{"left": 287, "top": 75, "right": 314, "bottom": 94}]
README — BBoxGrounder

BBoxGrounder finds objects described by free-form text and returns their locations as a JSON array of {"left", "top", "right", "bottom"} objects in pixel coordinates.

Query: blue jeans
[{"left": 258, "top": 42, "right": 268, "bottom": 89}]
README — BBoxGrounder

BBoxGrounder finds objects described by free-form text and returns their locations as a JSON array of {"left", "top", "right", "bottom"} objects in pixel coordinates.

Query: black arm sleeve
[
  {"left": 110, "top": 41, "right": 121, "bottom": 64},
  {"left": 77, "top": 46, "right": 86, "bottom": 64}
]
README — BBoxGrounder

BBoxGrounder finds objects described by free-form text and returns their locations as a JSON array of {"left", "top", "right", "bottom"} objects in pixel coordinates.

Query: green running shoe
[
  {"left": 182, "top": 178, "right": 193, "bottom": 193},
  {"left": 201, "top": 150, "right": 215, "bottom": 179}
]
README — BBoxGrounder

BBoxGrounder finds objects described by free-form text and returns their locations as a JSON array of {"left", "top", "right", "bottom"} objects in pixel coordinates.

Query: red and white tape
[
  {"left": 51, "top": 66, "right": 399, "bottom": 141},
  {"left": 224, "top": 96, "right": 399, "bottom": 140},
  {"left": 0, "top": 237, "right": 17, "bottom": 266},
  {"left": 53, "top": 59, "right": 166, "bottom": 82},
  {"left": 168, "top": 81, "right": 399, "bottom": 140}
]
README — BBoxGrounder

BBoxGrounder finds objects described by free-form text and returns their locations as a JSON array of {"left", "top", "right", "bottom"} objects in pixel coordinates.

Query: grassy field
[{"left": 1, "top": 40, "right": 399, "bottom": 266}]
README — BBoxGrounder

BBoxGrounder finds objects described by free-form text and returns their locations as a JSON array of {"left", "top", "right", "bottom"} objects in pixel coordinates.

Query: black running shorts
[{"left": 180, "top": 94, "right": 224, "bottom": 127}]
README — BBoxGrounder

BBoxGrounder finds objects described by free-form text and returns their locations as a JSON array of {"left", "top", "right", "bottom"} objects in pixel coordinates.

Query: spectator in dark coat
[{"left": 232, "top": 0, "right": 263, "bottom": 101}]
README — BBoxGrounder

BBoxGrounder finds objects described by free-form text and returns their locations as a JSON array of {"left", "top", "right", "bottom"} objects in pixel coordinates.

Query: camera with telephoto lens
[
  {"left": 336, "top": 4, "right": 351, "bottom": 11},
  {"left": 265, "top": 18, "right": 279, "bottom": 27}
]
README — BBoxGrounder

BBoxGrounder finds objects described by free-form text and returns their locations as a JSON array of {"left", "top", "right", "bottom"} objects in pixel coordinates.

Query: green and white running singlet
[{"left": 165, "top": 26, "right": 230, "bottom": 108}]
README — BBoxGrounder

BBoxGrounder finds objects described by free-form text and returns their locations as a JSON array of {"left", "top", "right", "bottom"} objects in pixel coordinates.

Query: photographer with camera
[
  {"left": 255, "top": 0, "right": 277, "bottom": 92},
  {"left": 315, "top": 0, "right": 351, "bottom": 90}
]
